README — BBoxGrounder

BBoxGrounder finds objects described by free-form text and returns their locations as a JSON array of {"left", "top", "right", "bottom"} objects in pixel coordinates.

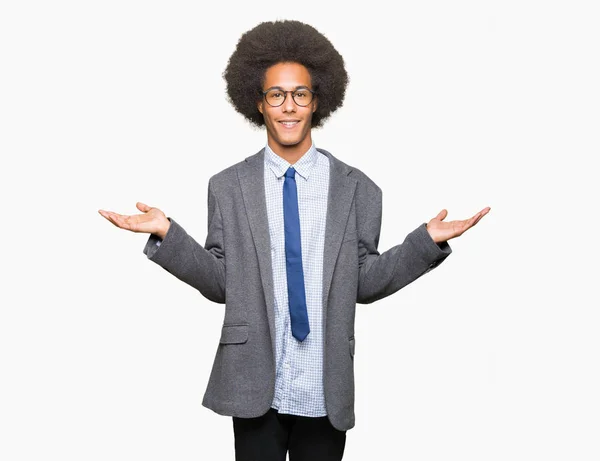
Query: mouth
[{"left": 278, "top": 120, "right": 300, "bottom": 128}]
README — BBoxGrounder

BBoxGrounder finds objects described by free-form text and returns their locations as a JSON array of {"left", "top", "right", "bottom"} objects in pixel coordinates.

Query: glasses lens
[
  {"left": 293, "top": 89, "right": 312, "bottom": 106},
  {"left": 266, "top": 89, "right": 285, "bottom": 106}
]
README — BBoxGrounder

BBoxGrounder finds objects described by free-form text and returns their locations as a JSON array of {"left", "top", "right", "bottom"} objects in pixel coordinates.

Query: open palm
[
  {"left": 426, "top": 207, "right": 491, "bottom": 243},
  {"left": 98, "top": 202, "right": 170, "bottom": 239}
]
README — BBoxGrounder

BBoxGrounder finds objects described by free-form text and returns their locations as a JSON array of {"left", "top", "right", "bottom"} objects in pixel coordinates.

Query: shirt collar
[{"left": 264, "top": 142, "right": 319, "bottom": 181}]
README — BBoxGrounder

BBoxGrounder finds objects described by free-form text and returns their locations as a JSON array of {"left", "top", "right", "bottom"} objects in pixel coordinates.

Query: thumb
[
  {"left": 136, "top": 201, "right": 151, "bottom": 213},
  {"left": 435, "top": 209, "right": 448, "bottom": 221}
]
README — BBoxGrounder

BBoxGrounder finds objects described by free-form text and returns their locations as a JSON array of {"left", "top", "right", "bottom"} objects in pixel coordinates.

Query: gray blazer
[{"left": 143, "top": 147, "right": 452, "bottom": 431}]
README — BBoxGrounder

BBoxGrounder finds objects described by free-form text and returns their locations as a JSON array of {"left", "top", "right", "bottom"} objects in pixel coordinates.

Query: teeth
[{"left": 281, "top": 121, "right": 298, "bottom": 126}]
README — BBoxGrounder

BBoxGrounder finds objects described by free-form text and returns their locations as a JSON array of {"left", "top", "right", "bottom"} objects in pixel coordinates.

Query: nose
[{"left": 282, "top": 91, "right": 296, "bottom": 113}]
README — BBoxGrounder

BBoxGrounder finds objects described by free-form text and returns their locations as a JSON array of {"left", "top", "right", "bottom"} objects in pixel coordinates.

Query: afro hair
[{"left": 223, "top": 20, "right": 349, "bottom": 128}]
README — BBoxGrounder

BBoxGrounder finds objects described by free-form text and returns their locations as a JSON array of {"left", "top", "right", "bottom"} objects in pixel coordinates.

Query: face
[{"left": 257, "top": 62, "right": 318, "bottom": 157}]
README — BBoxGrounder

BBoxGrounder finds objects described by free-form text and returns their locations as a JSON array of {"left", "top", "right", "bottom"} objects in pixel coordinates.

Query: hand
[
  {"left": 98, "top": 202, "right": 171, "bottom": 239},
  {"left": 426, "top": 207, "right": 490, "bottom": 243}
]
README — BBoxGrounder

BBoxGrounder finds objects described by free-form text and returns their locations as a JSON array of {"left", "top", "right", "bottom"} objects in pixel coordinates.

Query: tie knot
[{"left": 284, "top": 167, "right": 296, "bottom": 179}]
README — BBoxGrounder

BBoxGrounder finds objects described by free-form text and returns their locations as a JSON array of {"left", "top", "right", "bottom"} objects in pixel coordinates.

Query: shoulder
[
  {"left": 208, "top": 148, "right": 264, "bottom": 190},
  {"left": 318, "top": 147, "right": 382, "bottom": 197}
]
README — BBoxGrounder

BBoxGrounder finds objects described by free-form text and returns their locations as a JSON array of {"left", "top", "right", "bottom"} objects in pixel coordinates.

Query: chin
[{"left": 275, "top": 136, "right": 302, "bottom": 147}]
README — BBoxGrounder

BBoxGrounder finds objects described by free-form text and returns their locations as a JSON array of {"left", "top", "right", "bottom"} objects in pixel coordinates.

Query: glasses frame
[{"left": 260, "top": 86, "right": 316, "bottom": 107}]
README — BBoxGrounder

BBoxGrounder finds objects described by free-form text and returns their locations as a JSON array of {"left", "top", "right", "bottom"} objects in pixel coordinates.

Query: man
[{"left": 99, "top": 20, "right": 490, "bottom": 461}]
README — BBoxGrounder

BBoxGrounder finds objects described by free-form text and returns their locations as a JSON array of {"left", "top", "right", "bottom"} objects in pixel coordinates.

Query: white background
[{"left": 1, "top": 1, "right": 599, "bottom": 460}]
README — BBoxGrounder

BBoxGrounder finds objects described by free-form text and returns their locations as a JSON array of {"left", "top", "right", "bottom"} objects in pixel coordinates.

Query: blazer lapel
[
  {"left": 317, "top": 148, "right": 357, "bottom": 313},
  {"left": 237, "top": 148, "right": 278, "bottom": 355},
  {"left": 237, "top": 147, "right": 357, "bottom": 355}
]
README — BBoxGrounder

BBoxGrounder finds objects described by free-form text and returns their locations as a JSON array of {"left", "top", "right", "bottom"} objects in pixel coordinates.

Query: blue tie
[{"left": 283, "top": 167, "right": 310, "bottom": 341}]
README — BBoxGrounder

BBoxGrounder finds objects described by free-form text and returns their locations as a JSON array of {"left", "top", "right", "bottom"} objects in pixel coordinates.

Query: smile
[{"left": 279, "top": 121, "right": 300, "bottom": 128}]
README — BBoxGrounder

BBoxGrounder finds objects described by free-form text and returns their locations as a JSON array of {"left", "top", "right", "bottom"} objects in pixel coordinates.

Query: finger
[
  {"left": 103, "top": 212, "right": 126, "bottom": 229},
  {"left": 98, "top": 210, "right": 119, "bottom": 225},
  {"left": 467, "top": 209, "right": 482, "bottom": 224},
  {"left": 435, "top": 209, "right": 448, "bottom": 221},
  {"left": 473, "top": 207, "right": 490, "bottom": 226},
  {"left": 455, "top": 218, "right": 472, "bottom": 234},
  {"left": 106, "top": 212, "right": 127, "bottom": 228},
  {"left": 457, "top": 214, "right": 478, "bottom": 233},
  {"left": 473, "top": 212, "right": 486, "bottom": 226},
  {"left": 102, "top": 210, "right": 121, "bottom": 220},
  {"left": 104, "top": 211, "right": 138, "bottom": 231},
  {"left": 136, "top": 202, "right": 151, "bottom": 213}
]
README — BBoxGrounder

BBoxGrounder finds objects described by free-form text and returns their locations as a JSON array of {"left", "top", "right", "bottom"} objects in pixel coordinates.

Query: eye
[{"left": 294, "top": 91, "right": 308, "bottom": 98}]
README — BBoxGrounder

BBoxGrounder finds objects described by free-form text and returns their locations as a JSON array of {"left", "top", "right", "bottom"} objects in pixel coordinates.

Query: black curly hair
[{"left": 223, "top": 20, "right": 349, "bottom": 128}]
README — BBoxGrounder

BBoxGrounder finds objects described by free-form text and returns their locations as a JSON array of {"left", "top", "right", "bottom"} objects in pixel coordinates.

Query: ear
[
  {"left": 312, "top": 96, "right": 318, "bottom": 113},
  {"left": 257, "top": 100, "right": 264, "bottom": 115}
]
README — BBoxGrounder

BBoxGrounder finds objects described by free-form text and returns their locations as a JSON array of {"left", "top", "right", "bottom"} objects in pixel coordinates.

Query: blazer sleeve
[
  {"left": 356, "top": 184, "right": 452, "bottom": 304},
  {"left": 142, "top": 178, "right": 226, "bottom": 304}
]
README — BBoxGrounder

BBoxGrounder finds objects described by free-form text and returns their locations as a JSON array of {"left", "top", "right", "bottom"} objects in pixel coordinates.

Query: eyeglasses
[{"left": 260, "top": 87, "right": 316, "bottom": 107}]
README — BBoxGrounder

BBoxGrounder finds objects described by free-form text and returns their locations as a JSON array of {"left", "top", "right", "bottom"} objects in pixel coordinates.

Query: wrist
[
  {"left": 425, "top": 223, "right": 439, "bottom": 244},
  {"left": 157, "top": 218, "right": 171, "bottom": 240},
  {"left": 426, "top": 222, "right": 433, "bottom": 238}
]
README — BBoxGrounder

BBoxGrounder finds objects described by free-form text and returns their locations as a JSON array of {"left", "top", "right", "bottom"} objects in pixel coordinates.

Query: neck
[{"left": 266, "top": 137, "right": 313, "bottom": 165}]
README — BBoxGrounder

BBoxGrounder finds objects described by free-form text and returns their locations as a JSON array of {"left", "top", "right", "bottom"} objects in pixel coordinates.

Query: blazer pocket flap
[{"left": 219, "top": 324, "right": 249, "bottom": 344}]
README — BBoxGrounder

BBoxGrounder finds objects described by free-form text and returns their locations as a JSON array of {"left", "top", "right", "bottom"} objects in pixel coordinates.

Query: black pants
[{"left": 233, "top": 408, "right": 346, "bottom": 461}]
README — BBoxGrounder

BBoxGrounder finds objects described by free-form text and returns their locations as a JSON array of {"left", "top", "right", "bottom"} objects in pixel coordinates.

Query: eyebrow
[{"left": 264, "top": 85, "right": 311, "bottom": 92}]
